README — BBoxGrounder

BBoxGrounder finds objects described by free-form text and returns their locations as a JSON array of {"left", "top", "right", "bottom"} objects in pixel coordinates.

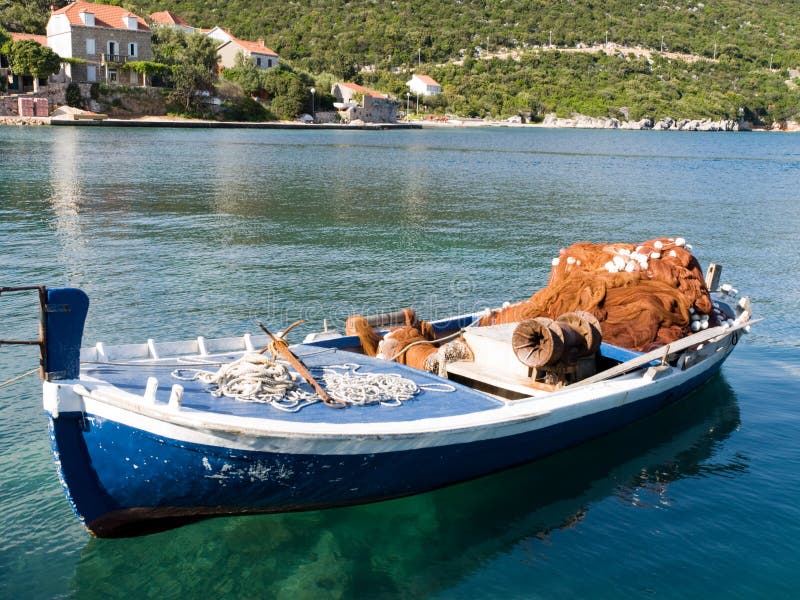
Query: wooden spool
[
  {"left": 512, "top": 317, "right": 564, "bottom": 368},
  {"left": 512, "top": 312, "right": 603, "bottom": 369},
  {"left": 557, "top": 311, "right": 602, "bottom": 356}
]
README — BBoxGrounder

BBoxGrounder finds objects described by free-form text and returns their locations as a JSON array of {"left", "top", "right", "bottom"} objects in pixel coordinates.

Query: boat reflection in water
[{"left": 72, "top": 376, "right": 742, "bottom": 598}]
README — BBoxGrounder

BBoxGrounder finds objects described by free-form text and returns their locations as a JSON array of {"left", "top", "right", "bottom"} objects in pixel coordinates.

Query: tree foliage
[
  {"left": 1, "top": 37, "right": 61, "bottom": 77},
  {"left": 0, "top": 0, "right": 62, "bottom": 34},
  {"left": 221, "top": 56, "right": 315, "bottom": 119},
  {"left": 221, "top": 52, "right": 263, "bottom": 96},
  {"left": 151, "top": 28, "right": 218, "bottom": 115}
]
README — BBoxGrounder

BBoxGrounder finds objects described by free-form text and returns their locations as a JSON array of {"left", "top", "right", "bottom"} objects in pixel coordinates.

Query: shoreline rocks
[
  {"left": 0, "top": 116, "right": 50, "bottom": 126},
  {"left": 540, "top": 113, "right": 751, "bottom": 131}
]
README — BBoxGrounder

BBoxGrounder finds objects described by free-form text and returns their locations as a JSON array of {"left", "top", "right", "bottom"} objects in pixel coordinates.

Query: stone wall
[
  {"left": 313, "top": 110, "right": 338, "bottom": 124},
  {"left": 0, "top": 83, "right": 75, "bottom": 116},
  {"left": 89, "top": 86, "right": 167, "bottom": 116},
  {"left": 1, "top": 83, "right": 165, "bottom": 117}
]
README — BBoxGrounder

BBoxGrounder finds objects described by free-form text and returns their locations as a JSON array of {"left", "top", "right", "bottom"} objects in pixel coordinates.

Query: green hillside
[{"left": 4, "top": 0, "right": 800, "bottom": 123}]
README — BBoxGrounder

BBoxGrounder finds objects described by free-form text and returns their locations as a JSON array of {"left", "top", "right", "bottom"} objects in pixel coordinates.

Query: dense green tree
[
  {"left": 0, "top": 0, "right": 62, "bottom": 34},
  {"left": 151, "top": 28, "right": 218, "bottom": 115},
  {"left": 221, "top": 57, "right": 315, "bottom": 120},
  {"left": 1, "top": 38, "right": 61, "bottom": 91},
  {"left": 221, "top": 52, "right": 263, "bottom": 96}
]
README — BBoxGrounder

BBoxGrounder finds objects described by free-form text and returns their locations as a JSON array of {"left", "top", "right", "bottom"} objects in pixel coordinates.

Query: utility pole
[
  {"left": 661, "top": 34, "right": 664, "bottom": 52},
  {"left": 713, "top": 42, "right": 717, "bottom": 60},
  {"left": 770, "top": 53, "right": 774, "bottom": 70},
  {"left": 418, "top": 47, "right": 421, "bottom": 69},
  {"left": 605, "top": 30, "right": 608, "bottom": 46},
  {"left": 549, "top": 30, "right": 552, "bottom": 47}
]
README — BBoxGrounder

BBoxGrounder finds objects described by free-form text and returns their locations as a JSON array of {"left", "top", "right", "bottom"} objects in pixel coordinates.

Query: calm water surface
[{"left": 1, "top": 126, "right": 799, "bottom": 598}]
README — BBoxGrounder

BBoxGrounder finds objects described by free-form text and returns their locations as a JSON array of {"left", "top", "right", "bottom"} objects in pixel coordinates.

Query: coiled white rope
[
  {"left": 172, "top": 353, "right": 316, "bottom": 407},
  {"left": 321, "top": 363, "right": 419, "bottom": 407},
  {"left": 172, "top": 354, "right": 454, "bottom": 413}
]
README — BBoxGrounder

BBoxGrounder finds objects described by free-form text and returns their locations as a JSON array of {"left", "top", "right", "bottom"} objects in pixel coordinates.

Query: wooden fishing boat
[{"left": 6, "top": 260, "right": 753, "bottom": 538}]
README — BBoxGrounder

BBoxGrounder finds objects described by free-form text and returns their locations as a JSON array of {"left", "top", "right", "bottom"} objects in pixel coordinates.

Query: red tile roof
[
  {"left": 339, "top": 82, "right": 387, "bottom": 99},
  {"left": 51, "top": 1, "right": 149, "bottom": 31},
  {"left": 227, "top": 36, "right": 277, "bottom": 56},
  {"left": 149, "top": 11, "right": 192, "bottom": 28},
  {"left": 10, "top": 32, "right": 48, "bottom": 45},
  {"left": 413, "top": 74, "right": 441, "bottom": 87}
]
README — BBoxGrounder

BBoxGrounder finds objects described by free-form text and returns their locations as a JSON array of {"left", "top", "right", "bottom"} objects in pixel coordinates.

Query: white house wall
[
  {"left": 206, "top": 27, "right": 233, "bottom": 43},
  {"left": 46, "top": 15, "right": 73, "bottom": 58}
]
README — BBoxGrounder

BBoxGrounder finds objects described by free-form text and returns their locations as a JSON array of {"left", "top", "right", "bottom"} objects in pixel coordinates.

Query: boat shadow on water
[{"left": 71, "top": 376, "right": 743, "bottom": 599}]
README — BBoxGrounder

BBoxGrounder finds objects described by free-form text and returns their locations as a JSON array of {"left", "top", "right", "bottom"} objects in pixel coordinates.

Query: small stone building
[{"left": 332, "top": 82, "right": 398, "bottom": 123}]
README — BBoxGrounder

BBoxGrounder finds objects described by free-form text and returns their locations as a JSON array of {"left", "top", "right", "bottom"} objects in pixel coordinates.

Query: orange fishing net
[
  {"left": 480, "top": 237, "right": 720, "bottom": 351},
  {"left": 345, "top": 312, "right": 470, "bottom": 371}
]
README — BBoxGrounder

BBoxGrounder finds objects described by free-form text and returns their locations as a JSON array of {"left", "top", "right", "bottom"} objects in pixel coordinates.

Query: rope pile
[
  {"left": 172, "top": 353, "right": 316, "bottom": 408},
  {"left": 172, "top": 354, "right": 450, "bottom": 412},
  {"left": 321, "top": 364, "right": 420, "bottom": 406}
]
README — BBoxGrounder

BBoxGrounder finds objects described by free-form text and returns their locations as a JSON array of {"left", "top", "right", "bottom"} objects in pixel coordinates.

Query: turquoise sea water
[{"left": 1, "top": 126, "right": 799, "bottom": 599}]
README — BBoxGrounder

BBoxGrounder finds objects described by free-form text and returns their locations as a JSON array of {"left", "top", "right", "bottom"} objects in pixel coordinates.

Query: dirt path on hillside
[{"left": 454, "top": 42, "right": 713, "bottom": 65}]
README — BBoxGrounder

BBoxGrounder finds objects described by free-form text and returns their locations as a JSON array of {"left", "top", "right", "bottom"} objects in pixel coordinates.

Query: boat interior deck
[
  {"left": 78, "top": 313, "right": 644, "bottom": 424},
  {"left": 80, "top": 344, "right": 506, "bottom": 424}
]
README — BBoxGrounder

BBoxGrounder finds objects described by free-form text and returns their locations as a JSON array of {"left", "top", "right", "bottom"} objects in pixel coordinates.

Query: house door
[{"left": 108, "top": 41, "right": 117, "bottom": 59}]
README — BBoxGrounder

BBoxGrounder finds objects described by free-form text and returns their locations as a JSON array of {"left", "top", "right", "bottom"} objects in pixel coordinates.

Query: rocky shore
[
  {"left": 0, "top": 115, "right": 50, "bottom": 126},
  {"left": 539, "top": 113, "right": 751, "bottom": 131},
  {"left": 2, "top": 111, "right": 799, "bottom": 131}
]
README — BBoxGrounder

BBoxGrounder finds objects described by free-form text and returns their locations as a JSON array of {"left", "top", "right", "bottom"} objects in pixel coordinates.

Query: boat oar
[{"left": 258, "top": 322, "right": 346, "bottom": 409}]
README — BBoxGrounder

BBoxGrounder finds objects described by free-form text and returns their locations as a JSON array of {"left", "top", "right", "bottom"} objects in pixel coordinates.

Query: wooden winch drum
[
  {"left": 511, "top": 317, "right": 564, "bottom": 368},
  {"left": 557, "top": 311, "right": 602, "bottom": 356},
  {"left": 512, "top": 311, "right": 602, "bottom": 368}
]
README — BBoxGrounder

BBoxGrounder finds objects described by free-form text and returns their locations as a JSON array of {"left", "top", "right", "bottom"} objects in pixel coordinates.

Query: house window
[
  {"left": 107, "top": 41, "right": 117, "bottom": 59},
  {"left": 86, "top": 65, "right": 97, "bottom": 82},
  {"left": 130, "top": 70, "right": 138, "bottom": 85},
  {"left": 108, "top": 69, "right": 117, "bottom": 83},
  {"left": 128, "top": 43, "right": 137, "bottom": 58},
  {"left": 256, "top": 57, "right": 262, "bottom": 67},
  {"left": 86, "top": 39, "right": 95, "bottom": 55},
  {"left": 267, "top": 58, "right": 273, "bottom": 67}
]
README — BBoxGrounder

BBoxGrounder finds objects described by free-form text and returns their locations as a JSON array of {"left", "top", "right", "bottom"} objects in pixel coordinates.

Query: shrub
[
  {"left": 65, "top": 83, "right": 83, "bottom": 108},
  {"left": 221, "top": 96, "right": 274, "bottom": 121}
]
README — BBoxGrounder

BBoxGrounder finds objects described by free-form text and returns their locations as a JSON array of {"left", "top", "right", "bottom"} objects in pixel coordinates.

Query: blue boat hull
[{"left": 48, "top": 361, "right": 722, "bottom": 537}]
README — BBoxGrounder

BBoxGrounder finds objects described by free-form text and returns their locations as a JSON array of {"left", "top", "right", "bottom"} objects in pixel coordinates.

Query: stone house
[
  {"left": 46, "top": 1, "right": 152, "bottom": 86},
  {"left": 406, "top": 73, "right": 442, "bottom": 96},
  {"left": 332, "top": 82, "right": 398, "bottom": 123},
  {"left": 206, "top": 27, "right": 278, "bottom": 70}
]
